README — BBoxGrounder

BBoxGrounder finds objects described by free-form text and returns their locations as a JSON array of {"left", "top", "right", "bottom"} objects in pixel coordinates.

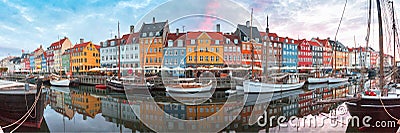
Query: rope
[
  {"left": 1, "top": 85, "right": 43, "bottom": 131},
  {"left": 378, "top": 93, "right": 399, "bottom": 121}
]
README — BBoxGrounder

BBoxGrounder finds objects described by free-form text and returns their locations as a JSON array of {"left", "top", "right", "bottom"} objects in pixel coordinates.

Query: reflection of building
[
  {"left": 101, "top": 97, "right": 145, "bottom": 131},
  {"left": 71, "top": 91, "right": 101, "bottom": 119},
  {"left": 49, "top": 88, "right": 75, "bottom": 120}
]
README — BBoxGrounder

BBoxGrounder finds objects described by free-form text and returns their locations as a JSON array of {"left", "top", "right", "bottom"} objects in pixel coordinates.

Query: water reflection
[{"left": 2, "top": 81, "right": 359, "bottom": 132}]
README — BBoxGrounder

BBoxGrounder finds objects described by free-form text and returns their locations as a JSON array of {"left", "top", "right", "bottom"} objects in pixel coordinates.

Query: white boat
[
  {"left": 106, "top": 78, "right": 124, "bottom": 92},
  {"left": 328, "top": 77, "right": 348, "bottom": 83},
  {"left": 50, "top": 79, "right": 70, "bottom": 87},
  {"left": 165, "top": 80, "right": 213, "bottom": 93},
  {"left": 307, "top": 77, "right": 328, "bottom": 84},
  {"left": 243, "top": 80, "right": 305, "bottom": 93}
]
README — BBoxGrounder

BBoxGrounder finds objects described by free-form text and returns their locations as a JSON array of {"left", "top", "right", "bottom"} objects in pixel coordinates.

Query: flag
[{"left": 22, "top": 49, "right": 24, "bottom": 53}]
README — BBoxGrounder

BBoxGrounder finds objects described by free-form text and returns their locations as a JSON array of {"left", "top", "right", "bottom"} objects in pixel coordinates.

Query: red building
[
  {"left": 297, "top": 39, "right": 312, "bottom": 69},
  {"left": 315, "top": 38, "right": 332, "bottom": 68}
]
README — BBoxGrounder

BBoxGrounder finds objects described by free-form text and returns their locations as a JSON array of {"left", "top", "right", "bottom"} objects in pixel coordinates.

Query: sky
[{"left": 1, "top": 0, "right": 400, "bottom": 59}]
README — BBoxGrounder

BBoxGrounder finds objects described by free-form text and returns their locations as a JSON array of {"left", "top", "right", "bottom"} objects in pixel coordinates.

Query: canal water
[{"left": 1, "top": 81, "right": 369, "bottom": 132}]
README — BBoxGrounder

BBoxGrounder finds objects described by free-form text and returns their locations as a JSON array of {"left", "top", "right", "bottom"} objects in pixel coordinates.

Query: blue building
[
  {"left": 163, "top": 31, "right": 186, "bottom": 77},
  {"left": 41, "top": 53, "right": 47, "bottom": 72},
  {"left": 281, "top": 37, "right": 298, "bottom": 72},
  {"left": 29, "top": 53, "right": 35, "bottom": 71},
  {"left": 163, "top": 103, "right": 186, "bottom": 120}
]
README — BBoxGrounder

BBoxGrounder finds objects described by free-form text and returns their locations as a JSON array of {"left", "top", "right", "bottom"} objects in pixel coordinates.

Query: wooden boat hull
[
  {"left": 345, "top": 96, "right": 400, "bottom": 131},
  {"left": 307, "top": 77, "right": 328, "bottom": 84},
  {"left": 107, "top": 80, "right": 124, "bottom": 92},
  {"left": 50, "top": 79, "right": 70, "bottom": 87},
  {"left": 243, "top": 81, "right": 305, "bottom": 93},
  {"left": 0, "top": 87, "right": 47, "bottom": 128},
  {"left": 328, "top": 77, "right": 348, "bottom": 83}
]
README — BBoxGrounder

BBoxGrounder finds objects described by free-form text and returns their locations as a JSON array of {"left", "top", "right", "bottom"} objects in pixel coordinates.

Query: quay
[{"left": 2, "top": 74, "right": 238, "bottom": 90}]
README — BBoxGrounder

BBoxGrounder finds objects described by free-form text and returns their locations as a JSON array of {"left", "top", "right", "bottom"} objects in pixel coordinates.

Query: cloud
[
  {"left": 116, "top": 0, "right": 152, "bottom": 9},
  {"left": 2, "top": 0, "right": 34, "bottom": 22}
]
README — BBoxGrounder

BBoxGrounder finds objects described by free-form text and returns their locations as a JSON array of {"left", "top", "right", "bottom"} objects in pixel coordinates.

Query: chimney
[
  {"left": 64, "top": 36, "right": 67, "bottom": 39},
  {"left": 152, "top": 17, "right": 155, "bottom": 24},
  {"left": 266, "top": 28, "right": 269, "bottom": 34},
  {"left": 216, "top": 24, "right": 220, "bottom": 32},
  {"left": 246, "top": 21, "right": 250, "bottom": 27},
  {"left": 327, "top": 37, "right": 330, "bottom": 40},
  {"left": 80, "top": 38, "right": 84, "bottom": 44},
  {"left": 130, "top": 25, "right": 135, "bottom": 33},
  {"left": 114, "top": 35, "right": 117, "bottom": 39},
  {"left": 176, "top": 28, "right": 179, "bottom": 36}
]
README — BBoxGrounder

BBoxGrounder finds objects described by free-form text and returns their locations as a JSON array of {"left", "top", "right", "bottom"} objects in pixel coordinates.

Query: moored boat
[
  {"left": 95, "top": 84, "right": 107, "bottom": 90},
  {"left": 50, "top": 78, "right": 70, "bottom": 87},
  {"left": 165, "top": 79, "right": 213, "bottom": 93},
  {"left": 0, "top": 80, "right": 46, "bottom": 129},
  {"left": 243, "top": 80, "right": 305, "bottom": 93}
]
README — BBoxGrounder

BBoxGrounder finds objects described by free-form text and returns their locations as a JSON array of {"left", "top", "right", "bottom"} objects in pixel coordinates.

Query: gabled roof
[
  {"left": 164, "top": 33, "right": 186, "bottom": 47},
  {"left": 127, "top": 33, "right": 140, "bottom": 44},
  {"left": 49, "top": 37, "right": 68, "bottom": 50},
  {"left": 223, "top": 34, "right": 241, "bottom": 45},
  {"left": 72, "top": 42, "right": 97, "bottom": 53},
  {"left": 309, "top": 41, "right": 322, "bottom": 47},
  {"left": 186, "top": 31, "right": 223, "bottom": 40},
  {"left": 236, "top": 24, "right": 261, "bottom": 39},
  {"left": 139, "top": 21, "right": 168, "bottom": 38}
]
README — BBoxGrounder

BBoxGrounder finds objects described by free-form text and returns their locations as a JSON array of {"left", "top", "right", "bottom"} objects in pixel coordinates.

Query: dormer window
[
  {"left": 142, "top": 33, "right": 147, "bottom": 37},
  {"left": 234, "top": 39, "right": 238, "bottom": 44},
  {"left": 149, "top": 32, "right": 154, "bottom": 37},
  {"left": 168, "top": 40, "right": 173, "bottom": 47},
  {"left": 255, "top": 38, "right": 259, "bottom": 43},
  {"left": 156, "top": 32, "right": 160, "bottom": 36},
  {"left": 215, "top": 40, "right": 220, "bottom": 45},
  {"left": 226, "top": 39, "right": 230, "bottom": 44},
  {"left": 244, "top": 37, "right": 248, "bottom": 42},
  {"left": 270, "top": 36, "right": 274, "bottom": 40}
]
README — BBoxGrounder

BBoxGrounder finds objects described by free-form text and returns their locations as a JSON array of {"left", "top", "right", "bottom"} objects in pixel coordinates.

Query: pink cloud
[{"left": 197, "top": 1, "right": 220, "bottom": 30}]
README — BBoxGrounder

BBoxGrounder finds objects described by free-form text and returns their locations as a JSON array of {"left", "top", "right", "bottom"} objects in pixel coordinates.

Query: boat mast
[
  {"left": 389, "top": 1, "right": 397, "bottom": 82},
  {"left": 117, "top": 21, "right": 121, "bottom": 80},
  {"left": 376, "top": 0, "right": 385, "bottom": 95},
  {"left": 250, "top": 8, "right": 254, "bottom": 79}
]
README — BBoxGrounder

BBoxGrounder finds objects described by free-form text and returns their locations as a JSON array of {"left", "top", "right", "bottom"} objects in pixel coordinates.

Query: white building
[
  {"left": 349, "top": 47, "right": 372, "bottom": 68},
  {"left": 100, "top": 26, "right": 141, "bottom": 75}
]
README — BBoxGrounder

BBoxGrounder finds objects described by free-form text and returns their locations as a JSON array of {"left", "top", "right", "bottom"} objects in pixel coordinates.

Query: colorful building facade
[
  {"left": 185, "top": 32, "right": 224, "bottom": 67},
  {"left": 71, "top": 39, "right": 100, "bottom": 73}
]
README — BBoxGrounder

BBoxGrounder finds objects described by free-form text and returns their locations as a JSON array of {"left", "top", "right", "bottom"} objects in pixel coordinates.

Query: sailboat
[
  {"left": 107, "top": 22, "right": 125, "bottom": 92},
  {"left": 50, "top": 37, "right": 73, "bottom": 87},
  {"left": 243, "top": 9, "right": 305, "bottom": 94},
  {"left": 346, "top": 0, "right": 400, "bottom": 131}
]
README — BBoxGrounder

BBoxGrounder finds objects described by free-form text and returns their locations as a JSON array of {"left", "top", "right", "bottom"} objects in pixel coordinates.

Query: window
[
  {"left": 211, "top": 56, "right": 214, "bottom": 61},
  {"left": 234, "top": 39, "right": 238, "bottom": 44},
  {"left": 205, "top": 56, "right": 209, "bottom": 61},
  {"left": 142, "top": 33, "right": 147, "bottom": 37},
  {"left": 216, "top": 48, "right": 219, "bottom": 52},
  {"left": 200, "top": 56, "right": 203, "bottom": 61},
  {"left": 188, "top": 48, "right": 192, "bottom": 53},
  {"left": 191, "top": 39, "right": 195, "bottom": 44},
  {"left": 189, "top": 56, "right": 192, "bottom": 61},
  {"left": 216, "top": 56, "right": 219, "bottom": 62},
  {"left": 149, "top": 32, "right": 153, "bottom": 37},
  {"left": 168, "top": 40, "right": 173, "bottom": 47},
  {"left": 177, "top": 40, "right": 183, "bottom": 47}
]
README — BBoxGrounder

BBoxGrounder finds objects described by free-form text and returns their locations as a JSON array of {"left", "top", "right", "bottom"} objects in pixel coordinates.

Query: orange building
[
  {"left": 138, "top": 17, "right": 169, "bottom": 74},
  {"left": 70, "top": 39, "right": 101, "bottom": 73},
  {"left": 70, "top": 91, "right": 101, "bottom": 118}
]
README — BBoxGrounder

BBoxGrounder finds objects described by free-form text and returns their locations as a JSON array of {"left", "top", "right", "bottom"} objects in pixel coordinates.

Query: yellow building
[
  {"left": 71, "top": 39, "right": 100, "bottom": 73},
  {"left": 186, "top": 32, "right": 224, "bottom": 67},
  {"left": 33, "top": 45, "right": 44, "bottom": 72},
  {"left": 71, "top": 91, "right": 101, "bottom": 118}
]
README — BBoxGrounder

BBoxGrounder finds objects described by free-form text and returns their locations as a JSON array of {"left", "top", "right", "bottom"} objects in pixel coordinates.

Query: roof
[
  {"left": 186, "top": 31, "right": 224, "bottom": 40},
  {"left": 223, "top": 34, "right": 241, "bottom": 45},
  {"left": 139, "top": 21, "right": 168, "bottom": 38},
  {"left": 49, "top": 37, "right": 68, "bottom": 50},
  {"left": 235, "top": 24, "right": 261, "bottom": 40},
  {"left": 164, "top": 33, "right": 186, "bottom": 47},
  {"left": 309, "top": 41, "right": 322, "bottom": 47},
  {"left": 71, "top": 42, "right": 98, "bottom": 53}
]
